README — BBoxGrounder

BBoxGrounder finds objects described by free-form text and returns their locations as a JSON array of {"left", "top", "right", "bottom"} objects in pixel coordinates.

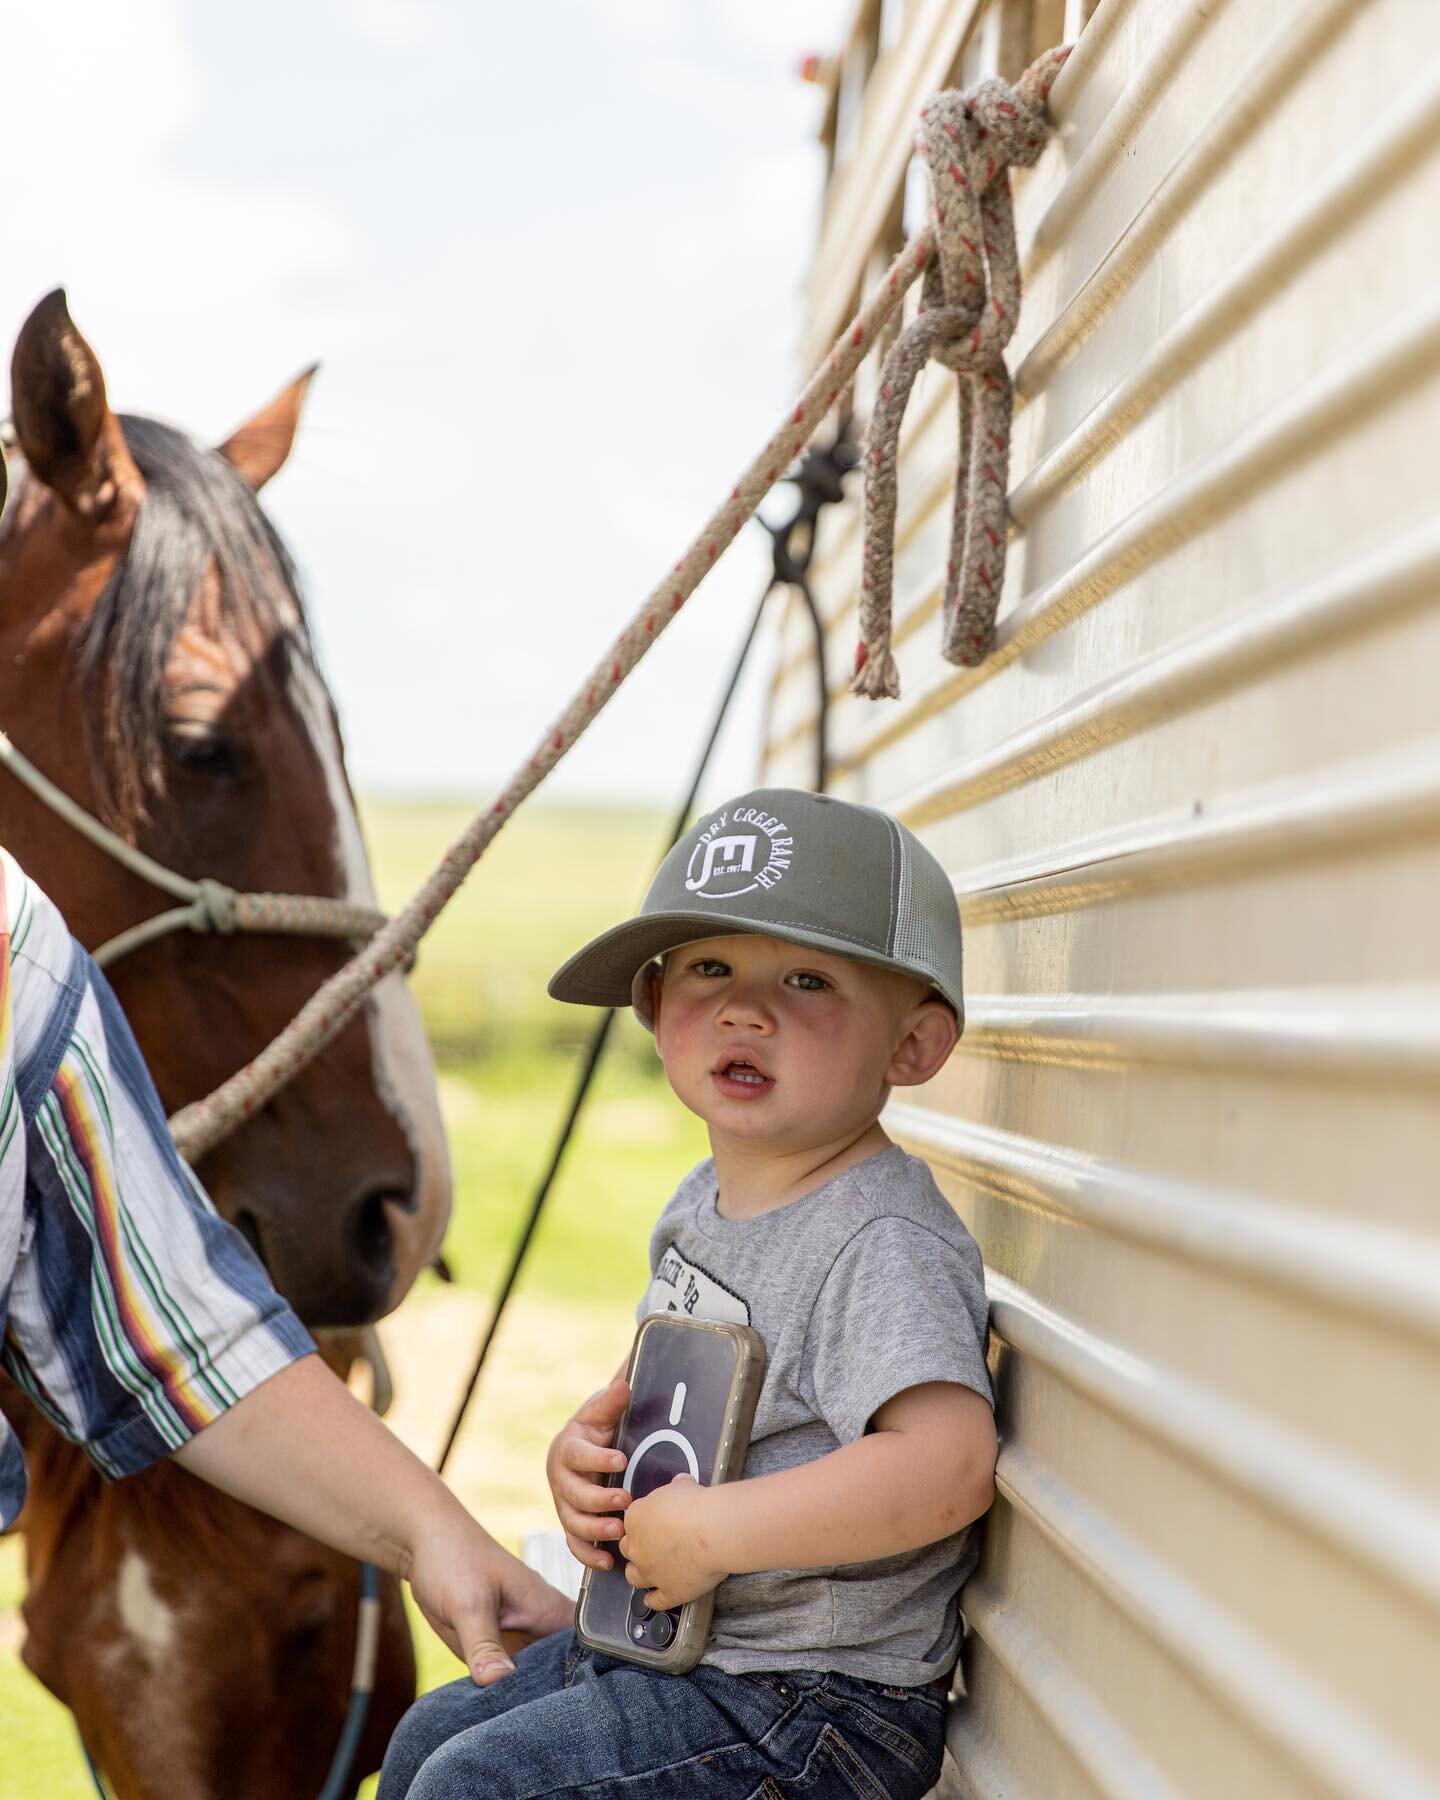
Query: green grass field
[
  {"left": 0, "top": 797, "right": 710, "bottom": 1799},
  {"left": 368, "top": 798, "right": 675, "bottom": 1068}
]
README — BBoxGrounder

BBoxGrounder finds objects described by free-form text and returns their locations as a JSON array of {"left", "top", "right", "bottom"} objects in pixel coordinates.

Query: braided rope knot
[
  {"left": 233, "top": 891, "right": 387, "bottom": 940},
  {"left": 853, "top": 45, "right": 1068, "bottom": 701},
  {"left": 183, "top": 882, "right": 387, "bottom": 945},
  {"left": 193, "top": 878, "right": 239, "bottom": 935}
]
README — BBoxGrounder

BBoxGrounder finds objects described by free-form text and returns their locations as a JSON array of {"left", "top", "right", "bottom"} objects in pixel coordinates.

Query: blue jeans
[{"left": 378, "top": 1629, "right": 947, "bottom": 1798}]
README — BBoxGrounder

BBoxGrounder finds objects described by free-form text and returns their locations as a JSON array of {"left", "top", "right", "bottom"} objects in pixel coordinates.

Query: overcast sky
[{"left": 3, "top": 0, "right": 849, "bottom": 804}]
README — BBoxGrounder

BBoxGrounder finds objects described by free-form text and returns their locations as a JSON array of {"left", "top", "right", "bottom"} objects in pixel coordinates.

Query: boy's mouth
[{"left": 713, "top": 1056, "right": 775, "bottom": 1100}]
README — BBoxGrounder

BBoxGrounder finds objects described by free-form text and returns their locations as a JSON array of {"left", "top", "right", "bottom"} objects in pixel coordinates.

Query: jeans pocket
[
  {"left": 755, "top": 1725, "right": 890, "bottom": 1799},
  {"left": 816, "top": 1688, "right": 945, "bottom": 1789}
]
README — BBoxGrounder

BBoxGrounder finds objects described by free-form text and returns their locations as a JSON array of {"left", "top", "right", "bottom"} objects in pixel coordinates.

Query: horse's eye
[{"left": 163, "top": 728, "right": 246, "bottom": 779}]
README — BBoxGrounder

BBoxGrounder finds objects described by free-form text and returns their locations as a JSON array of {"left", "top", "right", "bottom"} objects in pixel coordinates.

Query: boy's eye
[
  {"left": 692, "top": 959, "right": 730, "bottom": 977},
  {"left": 787, "top": 972, "right": 830, "bottom": 992}
]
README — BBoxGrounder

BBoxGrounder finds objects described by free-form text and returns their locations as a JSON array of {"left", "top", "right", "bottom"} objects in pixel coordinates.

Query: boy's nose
[{"left": 716, "top": 984, "right": 774, "bottom": 1031}]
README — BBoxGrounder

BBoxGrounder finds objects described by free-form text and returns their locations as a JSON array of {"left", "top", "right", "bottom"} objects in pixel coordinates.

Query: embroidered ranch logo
[{"left": 684, "top": 806, "right": 793, "bottom": 900}]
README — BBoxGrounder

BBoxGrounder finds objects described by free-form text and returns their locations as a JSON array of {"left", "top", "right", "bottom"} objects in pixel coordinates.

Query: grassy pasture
[
  {"left": 0, "top": 796, "right": 710, "bottom": 1798},
  {"left": 370, "top": 798, "right": 671, "bottom": 1068}
]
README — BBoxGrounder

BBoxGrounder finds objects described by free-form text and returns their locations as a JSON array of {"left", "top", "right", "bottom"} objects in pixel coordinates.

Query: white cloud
[
  {"left": 1, "top": 3, "right": 377, "bottom": 440},
  {"left": 337, "top": 0, "right": 443, "bottom": 48}
]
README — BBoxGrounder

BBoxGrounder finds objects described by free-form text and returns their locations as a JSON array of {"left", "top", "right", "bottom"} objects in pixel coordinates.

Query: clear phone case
[{"left": 575, "top": 1314, "right": 766, "bottom": 1674}]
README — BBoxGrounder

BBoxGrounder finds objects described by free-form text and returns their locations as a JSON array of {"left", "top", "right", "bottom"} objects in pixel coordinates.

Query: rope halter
[
  {"left": 0, "top": 728, "right": 387, "bottom": 969},
  {"left": 853, "top": 45, "right": 1069, "bottom": 701}
]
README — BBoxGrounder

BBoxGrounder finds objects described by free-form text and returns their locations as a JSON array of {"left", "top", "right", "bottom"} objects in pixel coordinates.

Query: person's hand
[
  {"left": 169, "top": 1356, "right": 576, "bottom": 1686},
  {"left": 407, "top": 1515, "right": 575, "bottom": 1686},
  {"left": 546, "top": 1376, "right": 632, "bottom": 1570},
  {"left": 620, "top": 1475, "right": 727, "bottom": 1611}
]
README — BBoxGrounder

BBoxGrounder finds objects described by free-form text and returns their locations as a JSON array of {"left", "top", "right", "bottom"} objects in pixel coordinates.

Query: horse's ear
[
  {"left": 216, "top": 365, "right": 318, "bottom": 491},
  {"left": 9, "top": 290, "right": 141, "bottom": 521}
]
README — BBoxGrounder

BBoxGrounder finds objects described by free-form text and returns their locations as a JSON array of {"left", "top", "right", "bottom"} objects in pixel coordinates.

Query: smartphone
[{"left": 575, "top": 1314, "right": 766, "bottom": 1673}]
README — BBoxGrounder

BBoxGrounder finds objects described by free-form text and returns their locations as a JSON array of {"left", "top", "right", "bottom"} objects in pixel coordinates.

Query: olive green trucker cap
[{"left": 547, "top": 787, "right": 963, "bottom": 1031}]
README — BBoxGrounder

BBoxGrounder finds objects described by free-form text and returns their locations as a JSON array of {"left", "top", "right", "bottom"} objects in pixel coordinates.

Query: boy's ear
[
  {"left": 886, "top": 1000, "right": 959, "bottom": 1088},
  {"left": 643, "top": 962, "right": 665, "bottom": 1030}
]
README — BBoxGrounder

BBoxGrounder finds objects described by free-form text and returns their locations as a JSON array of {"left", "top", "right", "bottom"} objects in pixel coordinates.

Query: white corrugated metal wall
[{"left": 761, "top": 0, "right": 1440, "bottom": 1791}]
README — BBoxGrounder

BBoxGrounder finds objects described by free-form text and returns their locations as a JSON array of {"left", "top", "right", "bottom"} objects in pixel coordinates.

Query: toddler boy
[{"left": 380, "top": 787, "right": 996, "bottom": 1799}]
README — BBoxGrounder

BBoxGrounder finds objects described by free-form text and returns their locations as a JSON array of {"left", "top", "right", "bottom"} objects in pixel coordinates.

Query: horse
[{"left": 0, "top": 290, "right": 452, "bottom": 1795}]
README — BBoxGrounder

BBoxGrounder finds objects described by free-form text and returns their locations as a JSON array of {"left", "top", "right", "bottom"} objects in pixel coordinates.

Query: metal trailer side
[{"left": 762, "top": 1, "right": 1440, "bottom": 1792}]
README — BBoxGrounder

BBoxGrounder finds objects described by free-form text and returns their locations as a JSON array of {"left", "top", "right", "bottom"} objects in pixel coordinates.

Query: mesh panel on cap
[{"left": 893, "top": 826, "right": 964, "bottom": 1013}]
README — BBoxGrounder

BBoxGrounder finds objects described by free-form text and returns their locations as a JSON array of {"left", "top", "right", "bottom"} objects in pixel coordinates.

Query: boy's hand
[
  {"left": 619, "top": 1475, "right": 727, "bottom": 1611},
  {"left": 546, "top": 1375, "right": 632, "bottom": 1570}
]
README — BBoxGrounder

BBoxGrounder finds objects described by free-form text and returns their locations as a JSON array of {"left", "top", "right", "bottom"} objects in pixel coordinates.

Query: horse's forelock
[{"left": 80, "top": 415, "right": 317, "bottom": 828}]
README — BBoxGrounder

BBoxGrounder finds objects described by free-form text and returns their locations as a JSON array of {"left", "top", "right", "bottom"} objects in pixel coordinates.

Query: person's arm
[
  {"left": 619, "top": 1382, "right": 996, "bottom": 1611},
  {"left": 7, "top": 907, "right": 569, "bottom": 1683},
  {"left": 175, "top": 1354, "right": 573, "bottom": 1681}
]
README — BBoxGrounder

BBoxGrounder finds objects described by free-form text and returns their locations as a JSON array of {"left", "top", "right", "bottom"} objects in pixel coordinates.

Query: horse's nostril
[
  {"left": 348, "top": 1190, "right": 403, "bottom": 1276},
  {"left": 234, "top": 1208, "right": 267, "bottom": 1267}
]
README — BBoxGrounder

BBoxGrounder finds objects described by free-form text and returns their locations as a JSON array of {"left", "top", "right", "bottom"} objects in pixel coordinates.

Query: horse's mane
[{"left": 82, "top": 416, "right": 319, "bottom": 826}]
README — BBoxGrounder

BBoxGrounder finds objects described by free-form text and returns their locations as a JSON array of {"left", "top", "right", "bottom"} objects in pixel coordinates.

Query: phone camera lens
[{"left": 649, "top": 1612, "right": 674, "bottom": 1647}]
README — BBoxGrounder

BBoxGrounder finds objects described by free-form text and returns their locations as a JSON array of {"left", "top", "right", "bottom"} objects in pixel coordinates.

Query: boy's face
[{"left": 648, "top": 933, "right": 955, "bottom": 1156}]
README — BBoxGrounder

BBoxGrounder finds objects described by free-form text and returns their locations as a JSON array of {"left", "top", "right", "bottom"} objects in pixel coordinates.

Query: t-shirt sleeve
[{"left": 801, "top": 1216, "right": 992, "bottom": 1445}]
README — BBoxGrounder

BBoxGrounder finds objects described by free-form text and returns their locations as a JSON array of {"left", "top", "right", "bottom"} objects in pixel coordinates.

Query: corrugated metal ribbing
[{"left": 763, "top": 0, "right": 1440, "bottom": 1791}]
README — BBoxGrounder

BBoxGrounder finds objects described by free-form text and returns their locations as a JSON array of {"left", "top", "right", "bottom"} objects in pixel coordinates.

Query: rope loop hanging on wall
[{"left": 853, "top": 45, "right": 1069, "bottom": 701}]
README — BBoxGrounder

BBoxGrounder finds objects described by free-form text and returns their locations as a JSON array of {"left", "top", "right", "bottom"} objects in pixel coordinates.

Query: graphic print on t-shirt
[{"left": 641, "top": 1243, "right": 750, "bottom": 1325}]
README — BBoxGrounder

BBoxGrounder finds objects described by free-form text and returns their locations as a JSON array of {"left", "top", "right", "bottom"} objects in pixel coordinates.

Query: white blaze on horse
[{"left": 0, "top": 290, "right": 452, "bottom": 1797}]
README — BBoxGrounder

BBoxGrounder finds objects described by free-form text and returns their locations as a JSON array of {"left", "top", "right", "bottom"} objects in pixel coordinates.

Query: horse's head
[{"left": 0, "top": 291, "right": 451, "bottom": 1324}]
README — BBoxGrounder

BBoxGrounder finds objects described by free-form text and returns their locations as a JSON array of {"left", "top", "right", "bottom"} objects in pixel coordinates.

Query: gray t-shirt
[{"left": 636, "top": 1142, "right": 992, "bottom": 1687}]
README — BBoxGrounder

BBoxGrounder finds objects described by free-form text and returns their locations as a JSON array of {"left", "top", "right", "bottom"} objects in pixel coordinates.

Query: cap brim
[{"left": 548, "top": 912, "right": 962, "bottom": 1027}]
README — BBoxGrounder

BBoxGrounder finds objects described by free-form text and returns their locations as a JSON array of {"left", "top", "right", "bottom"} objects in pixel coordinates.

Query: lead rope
[
  {"left": 315, "top": 1561, "right": 382, "bottom": 1800},
  {"left": 853, "top": 46, "right": 1069, "bottom": 698},
  {"left": 167, "top": 44, "right": 1069, "bottom": 1163}
]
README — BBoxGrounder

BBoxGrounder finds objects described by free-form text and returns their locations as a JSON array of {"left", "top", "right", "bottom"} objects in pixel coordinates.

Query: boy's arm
[
  {"left": 619, "top": 1381, "right": 995, "bottom": 1609},
  {"left": 715, "top": 1381, "right": 996, "bottom": 1572}
]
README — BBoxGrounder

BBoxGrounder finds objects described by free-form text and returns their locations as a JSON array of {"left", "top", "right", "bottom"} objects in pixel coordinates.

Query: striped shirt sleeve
[{"left": 4, "top": 941, "right": 313, "bottom": 1480}]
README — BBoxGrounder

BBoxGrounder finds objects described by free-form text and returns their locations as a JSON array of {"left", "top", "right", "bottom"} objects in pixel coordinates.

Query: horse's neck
[
  {"left": 0, "top": 1382, "right": 102, "bottom": 1582},
  {"left": 4, "top": 1334, "right": 361, "bottom": 1572}
]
